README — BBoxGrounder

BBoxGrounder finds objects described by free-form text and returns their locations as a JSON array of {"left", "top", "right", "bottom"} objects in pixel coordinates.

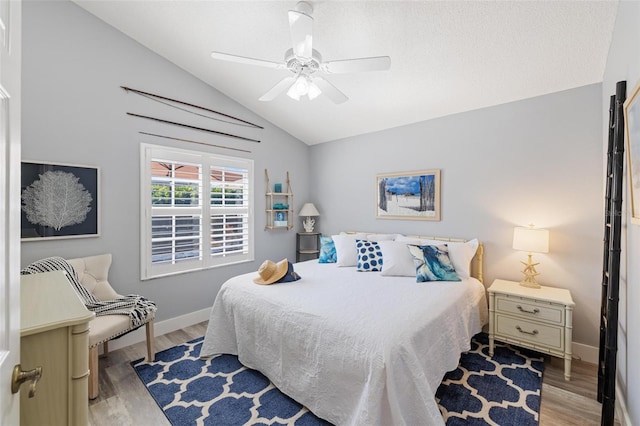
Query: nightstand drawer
[
  {"left": 495, "top": 294, "right": 565, "bottom": 325},
  {"left": 495, "top": 314, "right": 564, "bottom": 351}
]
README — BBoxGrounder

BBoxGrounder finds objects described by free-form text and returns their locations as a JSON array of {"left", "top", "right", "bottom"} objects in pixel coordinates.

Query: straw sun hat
[{"left": 253, "top": 258, "right": 289, "bottom": 285}]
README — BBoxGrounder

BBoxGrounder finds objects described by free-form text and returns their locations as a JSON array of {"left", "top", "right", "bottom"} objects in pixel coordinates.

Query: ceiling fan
[{"left": 210, "top": 1, "right": 391, "bottom": 104}]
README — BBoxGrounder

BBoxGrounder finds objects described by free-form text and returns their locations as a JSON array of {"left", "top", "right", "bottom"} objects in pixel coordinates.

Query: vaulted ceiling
[{"left": 73, "top": 1, "right": 618, "bottom": 145}]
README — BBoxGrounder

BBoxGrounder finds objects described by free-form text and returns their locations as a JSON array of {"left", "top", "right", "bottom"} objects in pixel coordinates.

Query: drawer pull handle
[
  {"left": 516, "top": 325, "right": 539, "bottom": 336},
  {"left": 517, "top": 305, "right": 540, "bottom": 314}
]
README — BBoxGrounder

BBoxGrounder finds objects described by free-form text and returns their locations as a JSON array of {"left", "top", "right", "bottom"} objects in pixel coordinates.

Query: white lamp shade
[
  {"left": 513, "top": 226, "right": 549, "bottom": 253},
  {"left": 299, "top": 203, "right": 320, "bottom": 217}
]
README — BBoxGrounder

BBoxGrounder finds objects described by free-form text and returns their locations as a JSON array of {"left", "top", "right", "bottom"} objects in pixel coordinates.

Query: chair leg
[
  {"left": 89, "top": 346, "right": 99, "bottom": 399},
  {"left": 102, "top": 341, "right": 109, "bottom": 357},
  {"left": 146, "top": 320, "right": 155, "bottom": 362}
]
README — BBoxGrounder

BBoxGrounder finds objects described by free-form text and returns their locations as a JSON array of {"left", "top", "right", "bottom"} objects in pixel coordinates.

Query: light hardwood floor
[{"left": 89, "top": 322, "right": 617, "bottom": 425}]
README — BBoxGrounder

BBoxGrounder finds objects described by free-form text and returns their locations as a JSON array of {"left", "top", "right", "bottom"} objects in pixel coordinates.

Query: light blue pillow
[
  {"left": 318, "top": 236, "right": 337, "bottom": 263},
  {"left": 356, "top": 240, "right": 383, "bottom": 272},
  {"left": 407, "top": 244, "right": 461, "bottom": 282}
]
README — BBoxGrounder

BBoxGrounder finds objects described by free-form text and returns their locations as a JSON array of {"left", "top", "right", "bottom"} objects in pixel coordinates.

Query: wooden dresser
[{"left": 20, "top": 270, "right": 95, "bottom": 426}]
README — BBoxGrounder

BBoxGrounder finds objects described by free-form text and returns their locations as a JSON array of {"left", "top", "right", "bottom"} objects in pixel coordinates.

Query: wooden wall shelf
[{"left": 265, "top": 169, "right": 293, "bottom": 230}]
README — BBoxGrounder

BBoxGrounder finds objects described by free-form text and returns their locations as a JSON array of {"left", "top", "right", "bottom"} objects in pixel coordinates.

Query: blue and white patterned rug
[
  {"left": 131, "top": 333, "right": 544, "bottom": 425},
  {"left": 436, "top": 333, "right": 544, "bottom": 425}
]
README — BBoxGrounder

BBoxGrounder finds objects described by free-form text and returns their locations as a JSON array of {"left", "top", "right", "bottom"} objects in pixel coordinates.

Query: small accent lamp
[
  {"left": 512, "top": 225, "right": 550, "bottom": 289},
  {"left": 299, "top": 203, "right": 320, "bottom": 233}
]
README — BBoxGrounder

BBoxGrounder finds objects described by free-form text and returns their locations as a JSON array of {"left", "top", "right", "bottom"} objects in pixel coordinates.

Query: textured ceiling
[{"left": 73, "top": 1, "right": 618, "bottom": 145}]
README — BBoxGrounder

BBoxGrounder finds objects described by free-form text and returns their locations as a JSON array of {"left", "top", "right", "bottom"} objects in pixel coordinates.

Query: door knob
[{"left": 11, "top": 364, "right": 42, "bottom": 398}]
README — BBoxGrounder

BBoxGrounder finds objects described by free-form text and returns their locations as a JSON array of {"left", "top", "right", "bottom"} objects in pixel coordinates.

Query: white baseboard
[
  {"left": 616, "top": 382, "right": 632, "bottom": 426},
  {"left": 572, "top": 341, "right": 598, "bottom": 364},
  {"left": 106, "top": 307, "right": 211, "bottom": 352}
]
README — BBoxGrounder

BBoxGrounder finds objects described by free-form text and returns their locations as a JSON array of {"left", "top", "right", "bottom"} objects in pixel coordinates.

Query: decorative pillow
[
  {"left": 448, "top": 238, "right": 479, "bottom": 278},
  {"left": 378, "top": 240, "right": 416, "bottom": 276},
  {"left": 356, "top": 240, "right": 383, "bottom": 272},
  {"left": 396, "top": 235, "right": 478, "bottom": 278},
  {"left": 318, "top": 236, "right": 337, "bottom": 263},
  {"left": 332, "top": 234, "right": 363, "bottom": 267},
  {"left": 407, "top": 244, "right": 461, "bottom": 282}
]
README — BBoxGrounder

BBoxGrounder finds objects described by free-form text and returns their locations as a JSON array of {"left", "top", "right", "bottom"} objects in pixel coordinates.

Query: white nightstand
[{"left": 488, "top": 279, "right": 575, "bottom": 380}]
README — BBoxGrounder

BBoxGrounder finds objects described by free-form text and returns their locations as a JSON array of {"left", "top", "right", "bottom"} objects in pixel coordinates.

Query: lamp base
[
  {"left": 519, "top": 277, "right": 542, "bottom": 289},
  {"left": 519, "top": 254, "right": 542, "bottom": 289},
  {"left": 302, "top": 216, "right": 315, "bottom": 233}
]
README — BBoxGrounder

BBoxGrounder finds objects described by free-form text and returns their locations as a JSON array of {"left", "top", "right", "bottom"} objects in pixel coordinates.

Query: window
[{"left": 140, "top": 143, "right": 254, "bottom": 279}]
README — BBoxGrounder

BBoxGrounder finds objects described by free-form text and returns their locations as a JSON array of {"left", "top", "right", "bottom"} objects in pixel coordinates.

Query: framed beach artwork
[
  {"left": 376, "top": 169, "right": 441, "bottom": 221},
  {"left": 625, "top": 81, "right": 640, "bottom": 225},
  {"left": 21, "top": 161, "right": 100, "bottom": 240}
]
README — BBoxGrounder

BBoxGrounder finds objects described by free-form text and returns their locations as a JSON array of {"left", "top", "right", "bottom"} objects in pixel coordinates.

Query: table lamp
[
  {"left": 512, "top": 225, "right": 549, "bottom": 288},
  {"left": 299, "top": 203, "right": 320, "bottom": 233}
]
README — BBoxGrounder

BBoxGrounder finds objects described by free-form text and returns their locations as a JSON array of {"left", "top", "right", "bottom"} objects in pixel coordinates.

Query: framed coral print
[
  {"left": 625, "top": 80, "right": 640, "bottom": 225},
  {"left": 21, "top": 161, "right": 100, "bottom": 240},
  {"left": 376, "top": 169, "right": 441, "bottom": 221}
]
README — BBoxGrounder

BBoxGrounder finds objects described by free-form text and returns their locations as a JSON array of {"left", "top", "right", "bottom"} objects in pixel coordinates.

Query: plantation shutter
[
  {"left": 209, "top": 164, "right": 251, "bottom": 266},
  {"left": 141, "top": 144, "right": 254, "bottom": 279}
]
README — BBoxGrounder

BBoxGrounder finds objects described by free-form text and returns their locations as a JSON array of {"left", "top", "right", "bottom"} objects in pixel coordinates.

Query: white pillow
[
  {"left": 332, "top": 234, "right": 365, "bottom": 266},
  {"left": 379, "top": 240, "right": 416, "bottom": 276},
  {"left": 395, "top": 236, "right": 479, "bottom": 278},
  {"left": 448, "top": 239, "right": 479, "bottom": 278}
]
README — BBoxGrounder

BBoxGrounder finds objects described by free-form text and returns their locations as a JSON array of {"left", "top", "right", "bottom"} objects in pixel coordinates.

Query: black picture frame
[{"left": 21, "top": 161, "right": 100, "bottom": 240}]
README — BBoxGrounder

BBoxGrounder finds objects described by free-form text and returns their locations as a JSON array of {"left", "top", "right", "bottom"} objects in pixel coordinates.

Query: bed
[{"left": 200, "top": 235, "right": 488, "bottom": 426}]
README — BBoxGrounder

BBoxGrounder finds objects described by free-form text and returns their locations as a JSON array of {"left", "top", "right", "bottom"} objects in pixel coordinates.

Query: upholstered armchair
[{"left": 66, "top": 253, "right": 155, "bottom": 399}]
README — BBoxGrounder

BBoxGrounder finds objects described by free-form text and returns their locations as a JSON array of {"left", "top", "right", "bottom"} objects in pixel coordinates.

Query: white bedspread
[{"left": 200, "top": 260, "right": 488, "bottom": 426}]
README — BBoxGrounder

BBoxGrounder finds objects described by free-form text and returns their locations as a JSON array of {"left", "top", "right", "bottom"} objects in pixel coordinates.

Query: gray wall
[
  {"left": 309, "top": 84, "right": 603, "bottom": 348},
  {"left": 21, "top": 1, "right": 310, "bottom": 321},
  {"left": 602, "top": 1, "right": 640, "bottom": 423}
]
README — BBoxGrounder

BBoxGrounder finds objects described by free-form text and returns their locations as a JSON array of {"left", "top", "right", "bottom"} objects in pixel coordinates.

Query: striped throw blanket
[{"left": 21, "top": 256, "right": 156, "bottom": 328}]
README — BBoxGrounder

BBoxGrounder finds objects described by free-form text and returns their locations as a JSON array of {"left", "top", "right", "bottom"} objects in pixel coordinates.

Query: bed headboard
[{"left": 345, "top": 232, "right": 484, "bottom": 284}]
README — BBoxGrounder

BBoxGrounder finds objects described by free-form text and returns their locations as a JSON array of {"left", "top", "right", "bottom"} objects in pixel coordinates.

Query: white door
[{"left": 0, "top": 0, "right": 21, "bottom": 425}]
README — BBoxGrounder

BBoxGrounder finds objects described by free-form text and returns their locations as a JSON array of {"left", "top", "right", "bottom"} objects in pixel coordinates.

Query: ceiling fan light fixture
[
  {"left": 289, "top": 74, "right": 310, "bottom": 97},
  {"left": 286, "top": 87, "right": 301, "bottom": 101},
  {"left": 211, "top": 0, "right": 389, "bottom": 104},
  {"left": 307, "top": 81, "right": 322, "bottom": 100}
]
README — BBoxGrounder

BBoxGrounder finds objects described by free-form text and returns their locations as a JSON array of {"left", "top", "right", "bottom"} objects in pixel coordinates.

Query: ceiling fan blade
[
  {"left": 321, "top": 56, "right": 391, "bottom": 74},
  {"left": 288, "top": 9, "right": 313, "bottom": 62},
  {"left": 211, "top": 51, "right": 285, "bottom": 70},
  {"left": 259, "top": 77, "right": 296, "bottom": 101},
  {"left": 313, "top": 77, "right": 348, "bottom": 104}
]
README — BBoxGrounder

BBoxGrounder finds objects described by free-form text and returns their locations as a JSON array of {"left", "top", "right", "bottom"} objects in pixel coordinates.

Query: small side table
[
  {"left": 296, "top": 232, "right": 320, "bottom": 262},
  {"left": 488, "top": 279, "right": 575, "bottom": 380}
]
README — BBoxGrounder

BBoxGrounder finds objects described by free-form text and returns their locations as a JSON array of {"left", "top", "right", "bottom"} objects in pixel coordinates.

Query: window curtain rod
[
  {"left": 121, "top": 86, "right": 264, "bottom": 130},
  {"left": 127, "top": 112, "right": 261, "bottom": 143},
  {"left": 139, "top": 132, "right": 251, "bottom": 153}
]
